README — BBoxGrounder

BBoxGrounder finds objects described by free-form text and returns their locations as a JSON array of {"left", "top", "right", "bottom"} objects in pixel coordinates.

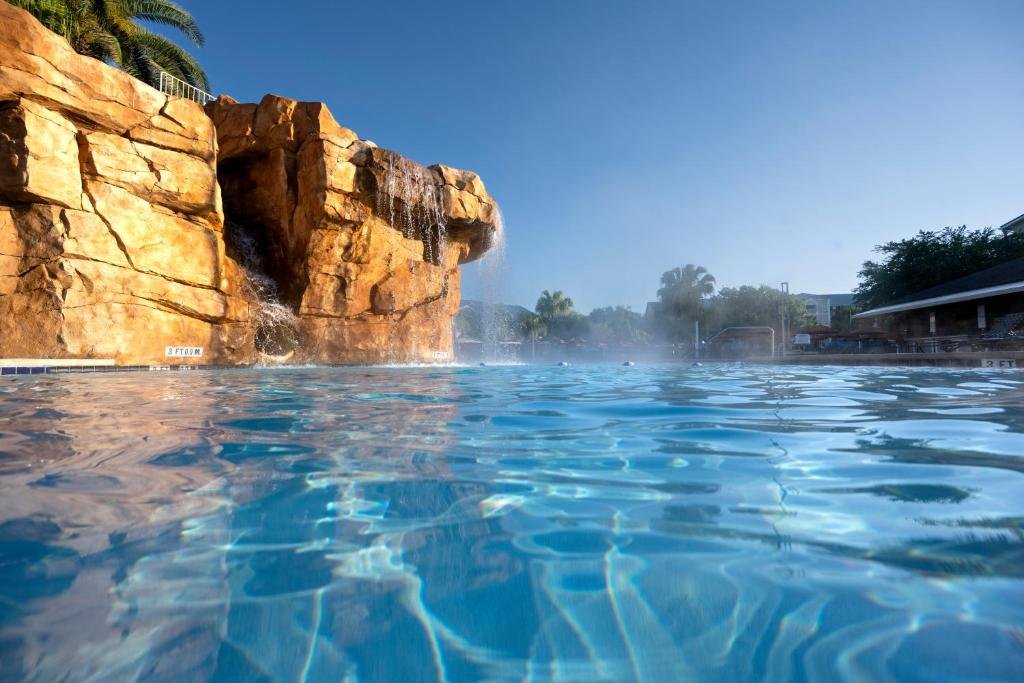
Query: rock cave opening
[{"left": 218, "top": 156, "right": 301, "bottom": 358}]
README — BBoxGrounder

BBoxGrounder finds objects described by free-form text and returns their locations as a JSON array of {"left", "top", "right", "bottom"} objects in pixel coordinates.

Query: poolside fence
[{"left": 157, "top": 71, "right": 214, "bottom": 106}]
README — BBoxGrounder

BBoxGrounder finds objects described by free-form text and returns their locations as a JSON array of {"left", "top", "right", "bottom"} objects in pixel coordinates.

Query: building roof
[
  {"left": 797, "top": 293, "right": 856, "bottom": 306},
  {"left": 827, "top": 293, "right": 855, "bottom": 306},
  {"left": 854, "top": 256, "right": 1024, "bottom": 318},
  {"left": 1000, "top": 212, "right": 1024, "bottom": 232}
]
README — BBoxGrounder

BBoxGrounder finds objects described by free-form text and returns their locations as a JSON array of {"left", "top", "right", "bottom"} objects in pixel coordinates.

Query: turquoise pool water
[{"left": 1, "top": 364, "right": 1023, "bottom": 682}]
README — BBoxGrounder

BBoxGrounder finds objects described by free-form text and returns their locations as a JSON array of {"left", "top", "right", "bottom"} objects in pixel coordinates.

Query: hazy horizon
[{"left": 186, "top": 0, "right": 1024, "bottom": 312}]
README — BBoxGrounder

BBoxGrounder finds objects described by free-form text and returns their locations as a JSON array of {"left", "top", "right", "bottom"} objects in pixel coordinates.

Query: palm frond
[
  {"left": 15, "top": 0, "right": 211, "bottom": 94},
  {"left": 116, "top": 0, "right": 204, "bottom": 45},
  {"left": 77, "top": 22, "right": 122, "bottom": 62},
  {"left": 114, "top": 37, "right": 144, "bottom": 74},
  {"left": 11, "top": 0, "right": 75, "bottom": 39},
  {"left": 130, "top": 27, "right": 209, "bottom": 90}
]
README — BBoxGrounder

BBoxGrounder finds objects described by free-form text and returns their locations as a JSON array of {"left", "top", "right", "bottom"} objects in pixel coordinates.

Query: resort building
[
  {"left": 1001, "top": 212, "right": 1024, "bottom": 234},
  {"left": 853, "top": 256, "right": 1024, "bottom": 351},
  {"left": 797, "top": 293, "right": 856, "bottom": 327}
]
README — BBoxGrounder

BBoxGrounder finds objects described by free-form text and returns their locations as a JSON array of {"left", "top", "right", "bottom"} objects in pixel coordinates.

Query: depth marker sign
[{"left": 166, "top": 346, "right": 204, "bottom": 358}]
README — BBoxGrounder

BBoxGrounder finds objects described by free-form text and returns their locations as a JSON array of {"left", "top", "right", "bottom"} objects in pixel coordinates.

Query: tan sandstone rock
[
  {"left": 78, "top": 130, "right": 221, "bottom": 218},
  {"left": 0, "top": 1, "right": 499, "bottom": 366},
  {"left": 0, "top": 2, "right": 251, "bottom": 366},
  {"left": 0, "top": 98, "right": 82, "bottom": 208},
  {"left": 205, "top": 93, "right": 500, "bottom": 364}
]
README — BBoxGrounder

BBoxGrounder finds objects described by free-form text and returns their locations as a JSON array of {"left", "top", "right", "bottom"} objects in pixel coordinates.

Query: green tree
[
  {"left": 517, "top": 313, "right": 547, "bottom": 341},
  {"left": 587, "top": 305, "right": 649, "bottom": 345},
  {"left": 12, "top": 0, "right": 209, "bottom": 90},
  {"left": 535, "top": 290, "right": 589, "bottom": 340},
  {"left": 712, "top": 285, "right": 812, "bottom": 334},
  {"left": 547, "top": 313, "right": 590, "bottom": 341},
  {"left": 855, "top": 226, "right": 1024, "bottom": 309},
  {"left": 828, "top": 304, "right": 861, "bottom": 332},
  {"left": 535, "top": 290, "right": 575, "bottom": 319},
  {"left": 655, "top": 264, "right": 716, "bottom": 341}
]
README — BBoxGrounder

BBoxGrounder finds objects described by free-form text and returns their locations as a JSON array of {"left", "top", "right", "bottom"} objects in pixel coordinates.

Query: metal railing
[
  {"left": 705, "top": 326, "right": 777, "bottom": 358},
  {"left": 157, "top": 71, "right": 214, "bottom": 105}
]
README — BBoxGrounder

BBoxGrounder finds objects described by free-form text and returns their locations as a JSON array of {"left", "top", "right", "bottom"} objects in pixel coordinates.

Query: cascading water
[
  {"left": 373, "top": 153, "right": 510, "bottom": 365},
  {"left": 374, "top": 155, "right": 448, "bottom": 267},
  {"left": 374, "top": 154, "right": 451, "bottom": 363},
  {"left": 478, "top": 206, "right": 512, "bottom": 363},
  {"left": 226, "top": 223, "right": 299, "bottom": 360}
]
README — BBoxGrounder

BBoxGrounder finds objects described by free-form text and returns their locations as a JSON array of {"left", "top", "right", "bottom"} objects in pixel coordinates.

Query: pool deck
[
  {"left": 0, "top": 358, "right": 169, "bottom": 374},
  {"left": 764, "top": 351, "right": 1024, "bottom": 368},
  {"left": 4, "top": 354, "right": 1024, "bottom": 373}
]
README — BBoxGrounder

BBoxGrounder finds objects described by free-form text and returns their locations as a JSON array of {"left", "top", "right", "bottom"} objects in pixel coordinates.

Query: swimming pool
[{"left": 1, "top": 364, "right": 1022, "bottom": 681}]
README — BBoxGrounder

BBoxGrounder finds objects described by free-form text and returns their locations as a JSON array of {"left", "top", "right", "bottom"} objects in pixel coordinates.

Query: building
[
  {"left": 1000, "top": 212, "right": 1024, "bottom": 234},
  {"left": 853, "top": 256, "right": 1024, "bottom": 349},
  {"left": 797, "top": 293, "right": 855, "bottom": 327}
]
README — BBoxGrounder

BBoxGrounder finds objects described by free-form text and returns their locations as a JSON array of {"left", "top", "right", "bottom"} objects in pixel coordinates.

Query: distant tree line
[
  {"left": 854, "top": 225, "right": 1024, "bottom": 309},
  {"left": 642, "top": 265, "right": 812, "bottom": 347},
  {"left": 461, "top": 222, "right": 1024, "bottom": 347},
  {"left": 463, "top": 266, "right": 812, "bottom": 348},
  {"left": 457, "top": 292, "right": 648, "bottom": 347},
  {"left": 588, "top": 224, "right": 1024, "bottom": 343}
]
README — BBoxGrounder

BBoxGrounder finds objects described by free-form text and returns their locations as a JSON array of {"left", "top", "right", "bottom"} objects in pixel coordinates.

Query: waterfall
[
  {"left": 374, "top": 153, "right": 453, "bottom": 363},
  {"left": 478, "top": 206, "right": 512, "bottom": 363},
  {"left": 374, "top": 154, "right": 448, "bottom": 267},
  {"left": 226, "top": 223, "right": 299, "bottom": 359}
]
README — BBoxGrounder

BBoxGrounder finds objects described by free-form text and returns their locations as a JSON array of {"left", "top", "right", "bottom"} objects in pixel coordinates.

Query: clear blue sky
[{"left": 183, "top": 0, "right": 1024, "bottom": 313}]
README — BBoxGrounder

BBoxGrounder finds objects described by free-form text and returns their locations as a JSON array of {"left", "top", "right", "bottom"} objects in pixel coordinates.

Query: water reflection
[{"left": 0, "top": 365, "right": 1022, "bottom": 681}]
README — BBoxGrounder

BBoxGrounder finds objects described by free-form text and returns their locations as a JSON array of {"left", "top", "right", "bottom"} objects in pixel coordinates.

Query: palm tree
[
  {"left": 657, "top": 264, "right": 716, "bottom": 303},
  {"left": 535, "top": 290, "right": 574, "bottom": 321},
  {"left": 656, "top": 264, "right": 716, "bottom": 342},
  {"left": 11, "top": 0, "right": 209, "bottom": 90},
  {"left": 519, "top": 312, "right": 546, "bottom": 338}
]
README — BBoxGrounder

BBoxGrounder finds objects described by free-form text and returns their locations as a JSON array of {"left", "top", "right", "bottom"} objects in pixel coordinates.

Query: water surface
[{"left": 1, "top": 364, "right": 1023, "bottom": 681}]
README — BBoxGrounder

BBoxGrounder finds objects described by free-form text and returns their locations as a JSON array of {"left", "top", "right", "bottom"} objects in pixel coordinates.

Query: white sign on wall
[
  {"left": 165, "top": 346, "right": 204, "bottom": 358},
  {"left": 432, "top": 351, "right": 449, "bottom": 360},
  {"left": 981, "top": 358, "right": 1016, "bottom": 368}
]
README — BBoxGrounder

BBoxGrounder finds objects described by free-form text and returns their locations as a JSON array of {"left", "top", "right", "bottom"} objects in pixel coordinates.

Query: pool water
[{"left": 1, "top": 364, "right": 1023, "bottom": 682}]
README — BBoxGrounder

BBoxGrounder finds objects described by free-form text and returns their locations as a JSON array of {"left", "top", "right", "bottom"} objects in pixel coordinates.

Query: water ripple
[{"left": 0, "top": 364, "right": 1022, "bottom": 681}]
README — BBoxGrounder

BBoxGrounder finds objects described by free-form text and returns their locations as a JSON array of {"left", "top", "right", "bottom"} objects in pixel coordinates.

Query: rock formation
[
  {"left": 206, "top": 95, "right": 497, "bottom": 364},
  {"left": 0, "top": 1, "right": 498, "bottom": 365}
]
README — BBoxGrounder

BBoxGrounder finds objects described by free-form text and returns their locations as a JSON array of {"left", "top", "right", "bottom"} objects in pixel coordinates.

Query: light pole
[{"left": 779, "top": 282, "right": 789, "bottom": 358}]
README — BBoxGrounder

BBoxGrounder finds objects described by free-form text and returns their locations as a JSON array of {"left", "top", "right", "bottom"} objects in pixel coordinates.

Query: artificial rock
[{"left": 0, "top": 2, "right": 498, "bottom": 365}]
